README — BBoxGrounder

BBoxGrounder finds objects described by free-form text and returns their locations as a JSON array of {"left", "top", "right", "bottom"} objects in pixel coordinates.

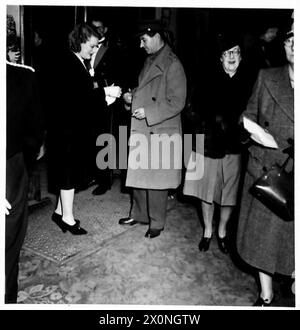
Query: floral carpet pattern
[
  {"left": 17, "top": 171, "right": 295, "bottom": 307},
  {"left": 23, "top": 185, "right": 130, "bottom": 263}
]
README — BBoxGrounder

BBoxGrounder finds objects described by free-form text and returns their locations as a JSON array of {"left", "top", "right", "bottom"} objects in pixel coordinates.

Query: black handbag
[{"left": 250, "top": 156, "right": 294, "bottom": 222}]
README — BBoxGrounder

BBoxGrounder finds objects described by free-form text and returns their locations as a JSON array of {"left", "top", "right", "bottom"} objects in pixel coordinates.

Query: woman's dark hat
[
  {"left": 217, "top": 31, "right": 242, "bottom": 54},
  {"left": 136, "top": 20, "right": 164, "bottom": 37}
]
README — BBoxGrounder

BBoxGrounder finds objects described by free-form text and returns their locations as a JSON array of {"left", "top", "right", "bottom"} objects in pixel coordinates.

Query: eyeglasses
[
  {"left": 284, "top": 38, "right": 294, "bottom": 48},
  {"left": 222, "top": 49, "right": 241, "bottom": 57}
]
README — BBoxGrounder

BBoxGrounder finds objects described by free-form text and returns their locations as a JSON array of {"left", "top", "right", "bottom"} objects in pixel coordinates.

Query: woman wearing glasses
[
  {"left": 183, "top": 32, "right": 254, "bottom": 253},
  {"left": 236, "top": 24, "right": 294, "bottom": 306}
]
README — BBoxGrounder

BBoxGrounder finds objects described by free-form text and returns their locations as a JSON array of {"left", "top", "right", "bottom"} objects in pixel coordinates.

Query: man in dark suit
[
  {"left": 6, "top": 60, "right": 43, "bottom": 303},
  {"left": 87, "top": 16, "right": 123, "bottom": 195}
]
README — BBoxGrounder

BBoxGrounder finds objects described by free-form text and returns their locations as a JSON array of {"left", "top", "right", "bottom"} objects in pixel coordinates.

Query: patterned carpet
[
  {"left": 23, "top": 184, "right": 130, "bottom": 263},
  {"left": 17, "top": 166, "right": 295, "bottom": 306}
]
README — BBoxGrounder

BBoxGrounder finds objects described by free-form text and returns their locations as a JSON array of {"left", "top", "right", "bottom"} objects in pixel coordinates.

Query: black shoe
[
  {"left": 118, "top": 217, "right": 138, "bottom": 226},
  {"left": 253, "top": 297, "right": 273, "bottom": 307},
  {"left": 198, "top": 236, "right": 212, "bottom": 252},
  {"left": 51, "top": 213, "right": 87, "bottom": 235},
  {"left": 52, "top": 212, "right": 62, "bottom": 222},
  {"left": 145, "top": 228, "right": 164, "bottom": 238},
  {"left": 217, "top": 235, "right": 230, "bottom": 254},
  {"left": 92, "top": 185, "right": 110, "bottom": 195}
]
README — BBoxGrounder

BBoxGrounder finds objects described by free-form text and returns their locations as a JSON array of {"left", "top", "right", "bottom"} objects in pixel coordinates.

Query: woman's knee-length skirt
[{"left": 183, "top": 152, "right": 241, "bottom": 206}]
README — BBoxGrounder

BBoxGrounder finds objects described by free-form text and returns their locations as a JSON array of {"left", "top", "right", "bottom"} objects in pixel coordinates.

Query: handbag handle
[{"left": 279, "top": 154, "right": 293, "bottom": 175}]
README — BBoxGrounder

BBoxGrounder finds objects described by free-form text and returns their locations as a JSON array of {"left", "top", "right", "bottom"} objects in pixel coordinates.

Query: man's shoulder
[
  {"left": 163, "top": 45, "right": 177, "bottom": 59},
  {"left": 160, "top": 46, "right": 181, "bottom": 67},
  {"left": 259, "top": 65, "right": 287, "bottom": 78},
  {"left": 167, "top": 51, "right": 179, "bottom": 62}
]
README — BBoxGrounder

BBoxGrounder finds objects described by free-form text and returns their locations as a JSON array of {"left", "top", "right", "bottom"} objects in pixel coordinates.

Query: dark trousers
[
  {"left": 5, "top": 152, "right": 28, "bottom": 303},
  {"left": 130, "top": 188, "right": 168, "bottom": 230},
  {"left": 95, "top": 167, "right": 112, "bottom": 188}
]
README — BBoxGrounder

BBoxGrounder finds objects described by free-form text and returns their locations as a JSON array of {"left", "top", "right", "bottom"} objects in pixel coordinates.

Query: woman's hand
[{"left": 104, "top": 84, "right": 122, "bottom": 98}]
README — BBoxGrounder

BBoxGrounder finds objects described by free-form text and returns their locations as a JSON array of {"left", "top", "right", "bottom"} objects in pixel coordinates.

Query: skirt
[{"left": 183, "top": 152, "right": 241, "bottom": 206}]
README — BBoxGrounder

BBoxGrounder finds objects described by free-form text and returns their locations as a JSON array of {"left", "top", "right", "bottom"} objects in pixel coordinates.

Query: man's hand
[
  {"left": 7, "top": 49, "right": 21, "bottom": 63},
  {"left": 132, "top": 107, "right": 145, "bottom": 120},
  {"left": 123, "top": 90, "right": 133, "bottom": 105}
]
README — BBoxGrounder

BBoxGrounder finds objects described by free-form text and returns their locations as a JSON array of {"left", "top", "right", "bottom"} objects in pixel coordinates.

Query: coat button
[
  {"left": 262, "top": 166, "right": 267, "bottom": 172},
  {"left": 152, "top": 97, "right": 156, "bottom": 101},
  {"left": 264, "top": 121, "right": 269, "bottom": 127}
]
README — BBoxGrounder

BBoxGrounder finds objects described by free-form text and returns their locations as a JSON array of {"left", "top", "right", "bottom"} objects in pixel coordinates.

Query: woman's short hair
[{"left": 68, "top": 23, "right": 100, "bottom": 52}]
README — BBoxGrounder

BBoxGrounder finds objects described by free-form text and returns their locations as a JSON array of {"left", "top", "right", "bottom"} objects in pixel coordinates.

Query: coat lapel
[
  {"left": 93, "top": 45, "right": 108, "bottom": 68},
  {"left": 137, "top": 45, "right": 171, "bottom": 90},
  {"left": 265, "top": 66, "right": 294, "bottom": 122}
]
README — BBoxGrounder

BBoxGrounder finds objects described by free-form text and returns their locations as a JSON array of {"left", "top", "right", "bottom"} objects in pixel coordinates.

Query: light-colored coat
[
  {"left": 237, "top": 65, "right": 294, "bottom": 276},
  {"left": 126, "top": 44, "right": 187, "bottom": 189}
]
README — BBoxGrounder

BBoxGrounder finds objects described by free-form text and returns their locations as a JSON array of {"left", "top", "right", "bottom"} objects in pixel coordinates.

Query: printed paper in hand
[{"left": 243, "top": 116, "right": 278, "bottom": 148}]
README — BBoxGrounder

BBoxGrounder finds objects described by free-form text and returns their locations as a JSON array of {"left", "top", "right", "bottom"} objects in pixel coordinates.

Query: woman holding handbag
[{"left": 236, "top": 22, "right": 294, "bottom": 306}]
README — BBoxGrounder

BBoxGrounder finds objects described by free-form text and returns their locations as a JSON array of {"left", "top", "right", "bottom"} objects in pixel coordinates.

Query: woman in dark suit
[
  {"left": 47, "top": 23, "right": 106, "bottom": 235},
  {"left": 236, "top": 27, "right": 294, "bottom": 306}
]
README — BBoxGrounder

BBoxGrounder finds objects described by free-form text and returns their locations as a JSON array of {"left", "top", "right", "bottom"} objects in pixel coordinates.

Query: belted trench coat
[
  {"left": 236, "top": 65, "right": 294, "bottom": 276},
  {"left": 126, "top": 44, "right": 187, "bottom": 189}
]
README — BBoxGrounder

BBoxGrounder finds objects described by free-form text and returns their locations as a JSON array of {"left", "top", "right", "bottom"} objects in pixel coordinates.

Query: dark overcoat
[
  {"left": 125, "top": 44, "right": 187, "bottom": 189},
  {"left": 6, "top": 61, "right": 43, "bottom": 302},
  {"left": 236, "top": 65, "right": 294, "bottom": 276},
  {"left": 46, "top": 51, "right": 105, "bottom": 193}
]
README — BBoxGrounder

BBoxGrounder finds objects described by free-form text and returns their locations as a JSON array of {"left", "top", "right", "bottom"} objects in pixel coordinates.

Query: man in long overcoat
[{"left": 119, "top": 21, "right": 187, "bottom": 238}]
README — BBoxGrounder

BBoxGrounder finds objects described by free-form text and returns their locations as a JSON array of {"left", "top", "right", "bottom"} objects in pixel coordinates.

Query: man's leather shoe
[
  {"left": 198, "top": 236, "right": 211, "bottom": 252},
  {"left": 119, "top": 217, "right": 138, "bottom": 226},
  {"left": 145, "top": 228, "right": 164, "bottom": 238},
  {"left": 217, "top": 235, "right": 230, "bottom": 254},
  {"left": 92, "top": 185, "right": 110, "bottom": 196}
]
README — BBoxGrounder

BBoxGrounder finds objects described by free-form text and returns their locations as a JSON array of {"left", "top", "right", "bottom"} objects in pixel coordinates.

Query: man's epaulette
[
  {"left": 167, "top": 51, "right": 178, "bottom": 62},
  {"left": 6, "top": 60, "right": 35, "bottom": 72}
]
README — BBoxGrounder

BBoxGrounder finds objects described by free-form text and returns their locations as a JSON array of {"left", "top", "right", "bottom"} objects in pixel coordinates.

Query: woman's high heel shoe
[
  {"left": 198, "top": 236, "right": 212, "bottom": 252},
  {"left": 253, "top": 296, "right": 274, "bottom": 307},
  {"left": 217, "top": 235, "right": 230, "bottom": 254},
  {"left": 51, "top": 213, "right": 87, "bottom": 235}
]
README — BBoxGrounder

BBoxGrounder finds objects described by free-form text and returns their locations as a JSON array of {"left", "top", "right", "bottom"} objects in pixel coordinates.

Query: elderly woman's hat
[
  {"left": 136, "top": 20, "right": 164, "bottom": 37},
  {"left": 217, "top": 31, "right": 242, "bottom": 55}
]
